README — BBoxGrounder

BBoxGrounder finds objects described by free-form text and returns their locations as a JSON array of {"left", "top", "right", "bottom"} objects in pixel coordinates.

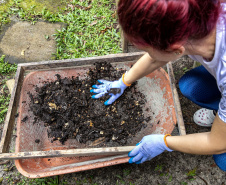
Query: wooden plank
[
  {"left": 0, "top": 66, "right": 24, "bottom": 153},
  {"left": 19, "top": 52, "right": 145, "bottom": 70},
  {"left": 167, "top": 62, "right": 186, "bottom": 135},
  {"left": 0, "top": 146, "right": 135, "bottom": 160},
  {"left": 51, "top": 154, "right": 129, "bottom": 170}
]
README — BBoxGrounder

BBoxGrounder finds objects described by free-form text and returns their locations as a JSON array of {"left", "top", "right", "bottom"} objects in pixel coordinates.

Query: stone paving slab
[{"left": 0, "top": 19, "right": 66, "bottom": 64}]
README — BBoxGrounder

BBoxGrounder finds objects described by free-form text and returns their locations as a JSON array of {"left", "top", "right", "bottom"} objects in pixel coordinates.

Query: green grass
[
  {"left": 53, "top": 0, "right": 121, "bottom": 59},
  {"left": 8, "top": 176, "right": 68, "bottom": 185},
  {"left": 0, "top": 55, "right": 17, "bottom": 124},
  {"left": 0, "top": 55, "right": 17, "bottom": 74},
  {"left": 0, "top": 87, "right": 11, "bottom": 124},
  {"left": 186, "top": 168, "right": 197, "bottom": 181}
]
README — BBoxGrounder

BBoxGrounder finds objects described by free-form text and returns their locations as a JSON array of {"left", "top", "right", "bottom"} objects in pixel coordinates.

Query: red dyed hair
[{"left": 118, "top": 0, "right": 222, "bottom": 50}]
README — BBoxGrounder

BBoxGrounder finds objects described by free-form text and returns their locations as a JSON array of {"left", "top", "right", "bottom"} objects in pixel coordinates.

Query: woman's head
[{"left": 118, "top": 0, "right": 221, "bottom": 50}]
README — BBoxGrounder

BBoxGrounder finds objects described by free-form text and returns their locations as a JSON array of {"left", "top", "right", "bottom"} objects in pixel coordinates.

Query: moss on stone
[
  {"left": 0, "top": 0, "right": 67, "bottom": 13},
  {"left": 0, "top": 0, "right": 12, "bottom": 12},
  {"left": 20, "top": 0, "right": 67, "bottom": 13}
]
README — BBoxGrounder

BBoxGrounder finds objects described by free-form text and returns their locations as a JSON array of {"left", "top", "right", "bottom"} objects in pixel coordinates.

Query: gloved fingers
[
  {"left": 137, "top": 138, "right": 144, "bottom": 145},
  {"left": 128, "top": 153, "right": 143, "bottom": 163},
  {"left": 104, "top": 95, "right": 118, "bottom": 105},
  {"left": 91, "top": 92, "right": 106, "bottom": 99},
  {"left": 97, "top": 79, "right": 109, "bottom": 84},
  {"left": 92, "top": 84, "right": 106, "bottom": 89},
  {"left": 90, "top": 88, "right": 105, "bottom": 94},
  {"left": 140, "top": 136, "right": 148, "bottom": 143},
  {"left": 139, "top": 156, "right": 150, "bottom": 164},
  {"left": 135, "top": 160, "right": 142, "bottom": 164},
  {"left": 128, "top": 157, "right": 135, "bottom": 164},
  {"left": 132, "top": 155, "right": 149, "bottom": 164},
  {"left": 128, "top": 145, "right": 140, "bottom": 157}
]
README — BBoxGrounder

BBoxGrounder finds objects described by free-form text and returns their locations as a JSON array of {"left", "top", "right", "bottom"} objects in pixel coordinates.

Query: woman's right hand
[{"left": 90, "top": 76, "right": 129, "bottom": 105}]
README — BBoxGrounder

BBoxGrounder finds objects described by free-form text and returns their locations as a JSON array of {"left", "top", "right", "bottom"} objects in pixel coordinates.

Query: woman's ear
[{"left": 166, "top": 44, "right": 185, "bottom": 55}]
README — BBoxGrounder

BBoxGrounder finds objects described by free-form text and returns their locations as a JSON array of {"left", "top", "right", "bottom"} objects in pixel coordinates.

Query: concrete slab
[{"left": 0, "top": 20, "right": 66, "bottom": 64}]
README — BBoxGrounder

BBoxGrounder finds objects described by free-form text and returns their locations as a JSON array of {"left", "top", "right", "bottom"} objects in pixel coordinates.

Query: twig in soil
[
  {"left": 0, "top": 160, "right": 9, "bottom": 165},
  {"left": 89, "top": 137, "right": 106, "bottom": 146},
  {"left": 197, "top": 175, "right": 208, "bottom": 185}
]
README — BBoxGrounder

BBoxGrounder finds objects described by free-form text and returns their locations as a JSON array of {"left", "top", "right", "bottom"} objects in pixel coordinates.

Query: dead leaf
[
  {"left": 68, "top": 4, "right": 75, "bottom": 10},
  {"left": 185, "top": 122, "right": 194, "bottom": 125},
  {"left": 73, "top": 177, "right": 78, "bottom": 181},
  {"left": 112, "top": 12, "right": 116, "bottom": 18},
  {"left": 89, "top": 137, "right": 105, "bottom": 146},
  {"left": 21, "top": 50, "right": 25, "bottom": 56},
  {"left": 59, "top": 175, "right": 64, "bottom": 181},
  {"left": 89, "top": 121, "right": 93, "bottom": 127},
  {"left": 74, "top": 4, "right": 92, "bottom": 10},
  {"left": 48, "top": 103, "right": 58, "bottom": 110},
  {"left": 210, "top": 163, "right": 217, "bottom": 167},
  {"left": 121, "top": 120, "right": 125, "bottom": 125},
  {"left": 0, "top": 87, "right": 4, "bottom": 94},
  {"left": 83, "top": 40, "right": 87, "bottom": 46},
  {"left": 74, "top": 4, "right": 83, "bottom": 9},
  {"left": 100, "top": 27, "right": 112, "bottom": 33},
  {"left": 90, "top": 20, "right": 97, "bottom": 26},
  {"left": 88, "top": 177, "right": 92, "bottom": 183},
  {"left": 84, "top": 5, "right": 92, "bottom": 10}
]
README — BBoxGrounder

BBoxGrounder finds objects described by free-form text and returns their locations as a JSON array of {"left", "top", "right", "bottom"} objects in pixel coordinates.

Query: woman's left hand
[{"left": 128, "top": 134, "right": 173, "bottom": 164}]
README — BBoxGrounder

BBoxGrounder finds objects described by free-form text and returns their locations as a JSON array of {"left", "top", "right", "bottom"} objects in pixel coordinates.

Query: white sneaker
[{"left": 193, "top": 108, "right": 215, "bottom": 127}]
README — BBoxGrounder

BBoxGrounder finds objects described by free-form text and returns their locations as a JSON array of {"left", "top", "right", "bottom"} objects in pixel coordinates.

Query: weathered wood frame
[{"left": 0, "top": 52, "right": 185, "bottom": 160}]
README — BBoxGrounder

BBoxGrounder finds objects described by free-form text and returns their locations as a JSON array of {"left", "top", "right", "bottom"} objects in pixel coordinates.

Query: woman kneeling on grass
[{"left": 90, "top": 0, "right": 226, "bottom": 171}]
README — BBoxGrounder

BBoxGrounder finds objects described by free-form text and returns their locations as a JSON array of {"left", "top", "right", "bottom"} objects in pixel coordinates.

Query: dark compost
[{"left": 28, "top": 62, "right": 148, "bottom": 145}]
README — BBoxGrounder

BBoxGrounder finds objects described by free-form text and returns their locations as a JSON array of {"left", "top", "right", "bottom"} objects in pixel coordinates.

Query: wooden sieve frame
[{"left": 0, "top": 52, "right": 186, "bottom": 160}]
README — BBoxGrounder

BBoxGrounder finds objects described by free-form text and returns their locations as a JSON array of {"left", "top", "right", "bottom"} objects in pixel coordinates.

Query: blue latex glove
[
  {"left": 90, "top": 77, "right": 128, "bottom": 105},
  {"left": 128, "top": 134, "right": 173, "bottom": 164}
]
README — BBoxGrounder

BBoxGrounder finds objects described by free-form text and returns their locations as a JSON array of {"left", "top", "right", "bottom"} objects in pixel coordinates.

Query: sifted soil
[{"left": 28, "top": 62, "right": 148, "bottom": 145}]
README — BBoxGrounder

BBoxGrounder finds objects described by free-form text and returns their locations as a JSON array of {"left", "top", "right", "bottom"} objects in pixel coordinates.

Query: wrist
[
  {"left": 164, "top": 134, "right": 173, "bottom": 152},
  {"left": 122, "top": 73, "right": 132, "bottom": 86},
  {"left": 164, "top": 134, "right": 171, "bottom": 147}
]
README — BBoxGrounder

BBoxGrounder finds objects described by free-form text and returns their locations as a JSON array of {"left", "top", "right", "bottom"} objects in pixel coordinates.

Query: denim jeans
[{"left": 179, "top": 65, "right": 226, "bottom": 171}]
